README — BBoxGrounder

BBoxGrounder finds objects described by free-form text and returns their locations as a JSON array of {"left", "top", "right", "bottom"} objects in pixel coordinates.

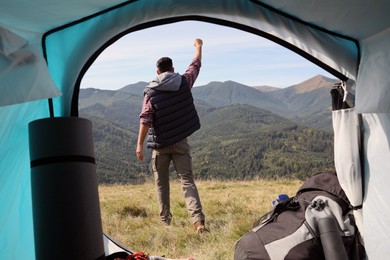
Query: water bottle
[{"left": 271, "top": 194, "right": 289, "bottom": 207}]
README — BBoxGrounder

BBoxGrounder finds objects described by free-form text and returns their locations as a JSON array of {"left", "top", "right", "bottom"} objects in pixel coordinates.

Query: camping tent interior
[{"left": 1, "top": 0, "right": 390, "bottom": 259}]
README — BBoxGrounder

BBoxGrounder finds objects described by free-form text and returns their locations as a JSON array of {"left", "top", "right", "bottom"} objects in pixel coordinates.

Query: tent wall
[
  {"left": 0, "top": 101, "right": 50, "bottom": 258},
  {"left": 362, "top": 113, "right": 390, "bottom": 258}
]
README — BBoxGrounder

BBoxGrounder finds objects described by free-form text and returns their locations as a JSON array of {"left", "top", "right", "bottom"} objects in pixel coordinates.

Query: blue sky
[{"left": 81, "top": 21, "right": 335, "bottom": 90}]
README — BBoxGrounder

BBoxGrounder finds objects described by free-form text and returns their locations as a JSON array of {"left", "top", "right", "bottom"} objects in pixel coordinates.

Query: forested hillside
[{"left": 190, "top": 104, "right": 334, "bottom": 180}]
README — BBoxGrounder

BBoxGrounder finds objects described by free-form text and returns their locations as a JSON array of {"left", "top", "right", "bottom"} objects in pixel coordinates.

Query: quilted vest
[{"left": 144, "top": 76, "right": 200, "bottom": 149}]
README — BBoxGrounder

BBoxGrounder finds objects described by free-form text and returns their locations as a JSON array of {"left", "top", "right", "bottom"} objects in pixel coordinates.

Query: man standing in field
[{"left": 136, "top": 38, "right": 207, "bottom": 234}]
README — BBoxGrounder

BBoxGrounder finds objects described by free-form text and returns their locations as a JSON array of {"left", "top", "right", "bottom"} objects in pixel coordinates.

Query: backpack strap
[{"left": 253, "top": 196, "right": 300, "bottom": 228}]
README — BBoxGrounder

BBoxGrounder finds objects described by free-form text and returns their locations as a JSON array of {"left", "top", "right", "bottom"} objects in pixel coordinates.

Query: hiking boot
[
  {"left": 194, "top": 220, "right": 208, "bottom": 234},
  {"left": 161, "top": 215, "right": 172, "bottom": 226}
]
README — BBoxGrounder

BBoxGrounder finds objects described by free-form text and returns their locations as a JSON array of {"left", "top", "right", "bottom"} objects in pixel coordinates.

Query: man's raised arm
[{"left": 194, "top": 38, "right": 203, "bottom": 61}]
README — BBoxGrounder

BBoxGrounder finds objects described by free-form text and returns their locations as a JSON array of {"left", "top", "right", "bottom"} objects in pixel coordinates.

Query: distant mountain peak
[{"left": 293, "top": 75, "right": 338, "bottom": 93}]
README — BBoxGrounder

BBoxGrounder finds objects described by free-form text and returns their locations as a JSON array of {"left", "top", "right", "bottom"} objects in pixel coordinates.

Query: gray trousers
[{"left": 151, "top": 138, "right": 205, "bottom": 224}]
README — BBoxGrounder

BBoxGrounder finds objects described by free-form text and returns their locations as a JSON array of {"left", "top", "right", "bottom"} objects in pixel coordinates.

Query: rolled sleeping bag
[{"left": 29, "top": 117, "right": 104, "bottom": 260}]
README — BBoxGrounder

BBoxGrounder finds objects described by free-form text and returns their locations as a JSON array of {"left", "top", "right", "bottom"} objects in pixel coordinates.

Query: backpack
[{"left": 234, "top": 171, "right": 365, "bottom": 260}]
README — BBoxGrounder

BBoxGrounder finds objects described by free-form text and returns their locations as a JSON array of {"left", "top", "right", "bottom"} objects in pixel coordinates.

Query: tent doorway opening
[{"left": 78, "top": 20, "right": 340, "bottom": 256}]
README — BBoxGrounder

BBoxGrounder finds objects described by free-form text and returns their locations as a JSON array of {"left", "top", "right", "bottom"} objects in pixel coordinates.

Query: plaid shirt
[{"left": 139, "top": 58, "right": 201, "bottom": 126}]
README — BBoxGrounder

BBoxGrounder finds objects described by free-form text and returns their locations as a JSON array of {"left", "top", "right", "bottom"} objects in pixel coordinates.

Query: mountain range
[
  {"left": 118, "top": 75, "right": 338, "bottom": 130},
  {"left": 79, "top": 74, "right": 337, "bottom": 183}
]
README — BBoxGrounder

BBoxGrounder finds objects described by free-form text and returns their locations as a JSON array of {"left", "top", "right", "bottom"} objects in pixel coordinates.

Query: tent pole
[{"left": 48, "top": 98, "right": 54, "bottom": 117}]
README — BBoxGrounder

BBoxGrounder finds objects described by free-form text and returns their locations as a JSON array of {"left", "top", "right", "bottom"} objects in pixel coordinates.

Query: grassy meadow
[{"left": 99, "top": 179, "right": 303, "bottom": 259}]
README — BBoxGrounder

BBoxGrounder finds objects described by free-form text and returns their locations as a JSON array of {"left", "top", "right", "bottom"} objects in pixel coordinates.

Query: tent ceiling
[{"left": 2, "top": 0, "right": 390, "bottom": 41}]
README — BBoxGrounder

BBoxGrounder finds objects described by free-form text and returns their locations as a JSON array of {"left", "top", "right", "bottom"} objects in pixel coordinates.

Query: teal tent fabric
[
  {"left": 1, "top": 1, "right": 390, "bottom": 259},
  {"left": 0, "top": 101, "right": 50, "bottom": 258}
]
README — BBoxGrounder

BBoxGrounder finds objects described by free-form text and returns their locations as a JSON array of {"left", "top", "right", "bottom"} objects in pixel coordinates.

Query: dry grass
[{"left": 99, "top": 179, "right": 303, "bottom": 259}]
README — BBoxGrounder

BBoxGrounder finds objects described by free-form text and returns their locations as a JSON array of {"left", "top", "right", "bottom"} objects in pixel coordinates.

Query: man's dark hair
[{"left": 156, "top": 57, "right": 173, "bottom": 73}]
